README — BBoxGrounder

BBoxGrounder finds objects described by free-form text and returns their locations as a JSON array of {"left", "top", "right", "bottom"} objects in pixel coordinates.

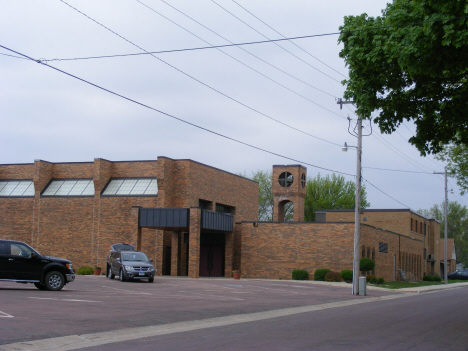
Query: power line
[
  {"left": 138, "top": 0, "right": 339, "bottom": 99},
  {"left": 31, "top": 14, "right": 468, "bottom": 63},
  {"left": 1, "top": 44, "right": 353, "bottom": 179},
  {"left": 363, "top": 178, "right": 412, "bottom": 209},
  {"left": 211, "top": 0, "right": 342, "bottom": 83},
  {"left": 231, "top": 0, "right": 347, "bottom": 79},
  {"left": 363, "top": 167, "right": 432, "bottom": 174},
  {"left": 59, "top": 0, "right": 346, "bottom": 149}
]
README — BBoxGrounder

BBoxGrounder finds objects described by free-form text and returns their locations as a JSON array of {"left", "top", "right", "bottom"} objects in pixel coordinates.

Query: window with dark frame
[
  {"left": 278, "top": 172, "right": 293, "bottom": 187},
  {"left": 379, "top": 242, "right": 388, "bottom": 253}
]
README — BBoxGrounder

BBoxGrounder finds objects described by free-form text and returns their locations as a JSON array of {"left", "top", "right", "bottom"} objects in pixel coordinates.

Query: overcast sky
[{"left": 1, "top": 0, "right": 464, "bottom": 212}]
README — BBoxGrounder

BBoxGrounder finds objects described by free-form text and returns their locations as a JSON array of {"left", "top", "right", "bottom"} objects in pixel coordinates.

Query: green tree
[
  {"left": 338, "top": 0, "right": 468, "bottom": 155},
  {"left": 304, "top": 173, "right": 370, "bottom": 221},
  {"left": 436, "top": 143, "right": 468, "bottom": 195},
  {"left": 419, "top": 201, "right": 468, "bottom": 268},
  {"left": 250, "top": 169, "right": 274, "bottom": 221}
]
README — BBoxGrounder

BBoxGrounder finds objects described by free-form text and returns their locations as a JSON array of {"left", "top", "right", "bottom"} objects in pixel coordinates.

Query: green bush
[
  {"left": 76, "top": 266, "right": 94, "bottom": 275},
  {"left": 292, "top": 269, "right": 309, "bottom": 280},
  {"left": 360, "top": 258, "right": 375, "bottom": 272},
  {"left": 366, "top": 274, "right": 377, "bottom": 283},
  {"left": 325, "top": 271, "right": 342, "bottom": 282},
  {"left": 340, "top": 269, "right": 353, "bottom": 282},
  {"left": 377, "top": 277, "right": 385, "bottom": 284},
  {"left": 314, "top": 269, "right": 331, "bottom": 281},
  {"left": 423, "top": 275, "right": 434, "bottom": 281},
  {"left": 432, "top": 275, "right": 442, "bottom": 282}
]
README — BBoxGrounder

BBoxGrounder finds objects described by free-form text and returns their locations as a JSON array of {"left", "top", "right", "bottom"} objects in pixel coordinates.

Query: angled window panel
[
  {"left": 102, "top": 179, "right": 124, "bottom": 195},
  {"left": 55, "top": 180, "right": 76, "bottom": 196},
  {"left": 68, "top": 180, "right": 88, "bottom": 196},
  {"left": 42, "top": 180, "right": 64, "bottom": 196},
  {"left": 23, "top": 182, "right": 35, "bottom": 196},
  {"left": 10, "top": 181, "right": 32, "bottom": 196},
  {"left": 144, "top": 179, "right": 158, "bottom": 195},
  {"left": 0, "top": 181, "right": 19, "bottom": 196},
  {"left": 82, "top": 180, "right": 95, "bottom": 195},
  {"left": 116, "top": 179, "right": 137, "bottom": 195},
  {"left": 130, "top": 179, "right": 150, "bottom": 195},
  {"left": 0, "top": 182, "right": 7, "bottom": 193}
]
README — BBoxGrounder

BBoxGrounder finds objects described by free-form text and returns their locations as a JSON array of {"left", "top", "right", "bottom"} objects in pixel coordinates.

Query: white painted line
[
  {"left": 0, "top": 311, "right": 14, "bottom": 318},
  {"left": 27, "top": 297, "right": 100, "bottom": 303},
  {"left": 101, "top": 286, "right": 152, "bottom": 295},
  {"left": 0, "top": 293, "right": 412, "bottom": 351}
]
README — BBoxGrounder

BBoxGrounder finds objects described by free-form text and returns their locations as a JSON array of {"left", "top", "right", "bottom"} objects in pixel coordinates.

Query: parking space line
[
  {"left": 101, "top": 286, "right": 152, "bottom": 295},
  {"left": 27, "top": 297, "right": 101, "bottom": 303},
  {"left": 0, "top": 311, "right": 14, "bottom": 318}
]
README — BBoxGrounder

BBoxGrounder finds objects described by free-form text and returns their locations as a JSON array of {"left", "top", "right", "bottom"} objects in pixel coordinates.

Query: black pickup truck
[{"left": 0, "top": 239, "right": 75, "bottom": 291}]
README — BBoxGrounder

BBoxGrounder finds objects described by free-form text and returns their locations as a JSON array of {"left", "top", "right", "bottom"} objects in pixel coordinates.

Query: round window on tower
[
  {"left": 279, "top": 172, "right": 293, "bottom": 187},
  {"left": 301, "top": 173, "right": 306, "bottom": 188}
]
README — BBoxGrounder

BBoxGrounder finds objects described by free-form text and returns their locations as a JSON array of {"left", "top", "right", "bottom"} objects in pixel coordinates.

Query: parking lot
[{"left": 0, "top": 275, "right": 400, "bottom": 347}]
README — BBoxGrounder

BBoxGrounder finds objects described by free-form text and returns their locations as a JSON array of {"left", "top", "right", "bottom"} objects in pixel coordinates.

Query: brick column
[
  {"left": 155, "top": 229, "right": 164, "bottom": 276},
  {"left": 188, "top": 208, "right": 201, "bottom": 278},
  {"left": 171, "top": 232, "right": 179, "bottom": 276},
  {"left": 224, "top": 232, "right": 234, "bottom": 277}
]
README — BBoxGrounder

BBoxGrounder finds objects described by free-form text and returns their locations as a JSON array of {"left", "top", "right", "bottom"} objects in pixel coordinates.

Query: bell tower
[{"left": 272, "top": 165, "right": 307, "bottom": 222}]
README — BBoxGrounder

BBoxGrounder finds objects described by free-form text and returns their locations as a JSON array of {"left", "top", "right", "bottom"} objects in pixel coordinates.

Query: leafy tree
[
  {"left": 304, "top": 173, "right": 369, "bottom": 221},
  {"left": 436, "top": 144, "right": 468, "bottom": 195},
  {"left": 419, "top": 201, "right": 468, "bottom": 268},
  {"left": 339, "top": 0, "right": 468, "bottom": 155}
]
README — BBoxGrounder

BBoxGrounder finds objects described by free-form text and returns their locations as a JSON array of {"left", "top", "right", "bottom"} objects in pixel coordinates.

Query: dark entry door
[{"left": 199, "top": 244, "right": 223, "bottom": 277}]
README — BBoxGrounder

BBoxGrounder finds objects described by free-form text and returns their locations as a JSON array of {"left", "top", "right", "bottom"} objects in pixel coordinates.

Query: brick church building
[{"left": 0, "top": 157, "right": 450, "bottom": 281}]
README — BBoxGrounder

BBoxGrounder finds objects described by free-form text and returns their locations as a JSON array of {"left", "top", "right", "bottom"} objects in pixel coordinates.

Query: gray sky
[{"left": 1, "top": 0, "right": 463, "bottom": 211}]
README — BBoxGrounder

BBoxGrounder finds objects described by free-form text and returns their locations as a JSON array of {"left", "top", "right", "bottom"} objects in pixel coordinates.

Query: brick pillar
[
  {"left": 224, "top": 232, "right": 234, "bottom": 277},
  {"left": 188, "top": 208, "right": 201, "bottom": 278},
  {"left": 155, "top": 229, "right": 164, "bottom": 276},
  {"left": 171, "top": 232, "right": 179, "bottom": 276}
]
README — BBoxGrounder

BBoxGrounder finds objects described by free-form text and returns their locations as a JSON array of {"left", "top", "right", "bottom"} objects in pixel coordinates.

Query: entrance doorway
[{"left": 199, "top": 233, "right": 225, "bottom": 277}]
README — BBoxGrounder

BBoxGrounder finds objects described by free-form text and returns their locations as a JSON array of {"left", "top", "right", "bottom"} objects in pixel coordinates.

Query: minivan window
[{"left": 122, "top": 252, "right": 148, "bottom": 262}]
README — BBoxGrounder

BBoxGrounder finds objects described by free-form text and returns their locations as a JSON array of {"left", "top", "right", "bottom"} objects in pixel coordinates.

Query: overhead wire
[
  {"left": 231, "top": 0, "right": 347, "bottom": 79},
  {"left": 0, "top": 44, "right": 353, "bottom": 178},
  {"left": 58, "top": 0, "right": 345, "bottom": 149},
  {"left": 138, "top": 0, "right": 339, "bottom": 100},
  {"left": 210, "top": 0, "right": 342, "bottom": 83},
  {"left": 1, "top": 43, "right": 425, "bottom": 211}
]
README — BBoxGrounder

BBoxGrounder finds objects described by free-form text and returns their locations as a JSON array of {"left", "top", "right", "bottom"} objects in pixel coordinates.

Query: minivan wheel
[
  {"left": 148, "top": 277, "right": 154, "bottom": 283},
  {"left": 44, "top": 271, "right": 65, "bottom": 291},
  {"left": 108, "top": 266, "right": 115, "bottom": 279},
  {"left": 119, "top": 269, "right": 126, "bottom": 282}
]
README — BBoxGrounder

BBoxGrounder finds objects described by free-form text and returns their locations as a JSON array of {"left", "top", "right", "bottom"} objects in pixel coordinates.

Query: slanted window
[
  {"left": 102, "top": 178, "right": 158, "bottom": 196},
  {"left": 42, "top": 179, "right": 94, "bottom": 196},
  {"left": 0, "top": 180, "right": 34, "bottom": 197}
]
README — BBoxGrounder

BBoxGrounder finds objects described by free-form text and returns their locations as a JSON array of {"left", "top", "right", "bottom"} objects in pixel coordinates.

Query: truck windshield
[{"left": 122, "top": 252, "right": 148, "bottom": 262}]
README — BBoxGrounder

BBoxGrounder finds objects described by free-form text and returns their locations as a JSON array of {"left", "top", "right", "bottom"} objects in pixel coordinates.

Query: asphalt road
[{"left": 0, "top": 276, "right": 467, "bottom": 350}]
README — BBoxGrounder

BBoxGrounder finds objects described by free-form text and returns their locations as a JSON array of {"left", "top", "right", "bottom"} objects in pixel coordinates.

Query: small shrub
[
  {"left": 292, "top": 269, "right": 309, "bottom": 280},
  {"left": 76, "top": 266, "right": 94, "bottom": 275},
  {"left": 432, "top": 275, "right": 442, "bottom": 282},
  {"left": 325, "top": 271, "right": 342, "bottom": 282},
  {"left": 377, "top": 277, "right": 385, "bottom": 284},
  {"left": 314, "top": 269, "right": 331, "bottom": 281},
  {"left": 360, "top": 258, "right": 376, "bottom": 272},
  {"left": 423, "top": 275, "right": 434, "bottom": 281},
  {"left": 366, "top": 274, "right": 377, "bottom": 283},
  {"left": 340, "top": 269, "right": 353, "bottom": 282}
]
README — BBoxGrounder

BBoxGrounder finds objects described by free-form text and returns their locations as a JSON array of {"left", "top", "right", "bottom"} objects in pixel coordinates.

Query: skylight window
[
  {"left": 42, "top": 179, "right": 94, "bottom": 196},
  {"left": 102, "top": 178, "right": 158, "bottom": 196},
  {"left": 0, "top": 180, "right": 34, "bottom": 197}
]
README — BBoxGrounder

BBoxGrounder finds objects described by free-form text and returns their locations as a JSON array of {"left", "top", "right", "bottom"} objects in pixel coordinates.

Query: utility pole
[
  {"left": 434, "top": 169, "right": 448, "bottom": 284},
  {"left": 338, "top": 98, "right": 362, "bottom": 295}
]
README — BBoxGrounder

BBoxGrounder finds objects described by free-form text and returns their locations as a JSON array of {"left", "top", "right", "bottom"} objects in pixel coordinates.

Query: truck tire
[{"left": 44, "top": 271, "right": 65, "bottom": 291}]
